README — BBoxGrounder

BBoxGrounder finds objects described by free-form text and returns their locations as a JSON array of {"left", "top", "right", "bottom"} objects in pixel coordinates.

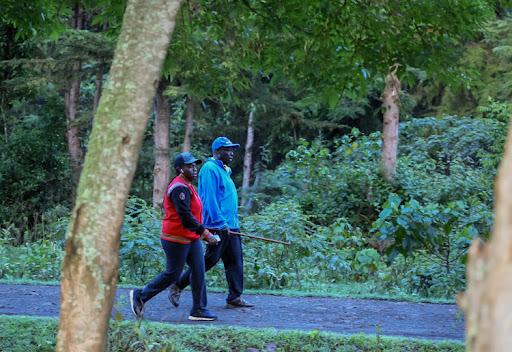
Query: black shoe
[
  {"left": 168, "top": 283, "right": 182, "bottom": 308},
  {"left": 226, "top": 297, "right": 254, "bottom": 308},
  {"left": 188, "top": 308, "right": 217, "bottom": 321},
  {"left": 129, "top": 289, "right": 145, "bottom": 319}
]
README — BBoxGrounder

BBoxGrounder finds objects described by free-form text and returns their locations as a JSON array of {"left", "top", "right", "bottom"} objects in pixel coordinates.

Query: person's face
[
  {"left": 180, "top": 163, "right": 198, "bottom": 182},
  {"left": 216, "top": 147, "right": 236, "bottom": 165}
]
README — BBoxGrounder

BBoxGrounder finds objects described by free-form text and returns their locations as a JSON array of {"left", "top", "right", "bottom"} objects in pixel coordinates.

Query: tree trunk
[
  {"left": 381, "top": 65, "right": 401, "bottom": 183},
  {"left": 65, "top": 4, "right": 84, "bottom": 186},
  {"left": 93, "top": 62, "right": 105, "bottom": 113},
  {"left": 152, "top": 78, "right": 171, "bottom": 209},
  {"left": 462, "top": 119, "right": 512, "bottom": 351},
  {"left": 242, "top": 104, "right": 255, "bottom": 210},
  {"left": 245, "top": 168, "right": 261, "bottom": 212},
  {"left": 182, "top": 95, "right": 194, "bottom": 152},
  {"left": 56, "top": 1, "right": 183, "bottom": 351}
]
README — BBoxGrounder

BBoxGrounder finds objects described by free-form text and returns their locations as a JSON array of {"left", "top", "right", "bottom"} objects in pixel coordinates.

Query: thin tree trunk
[
  {"left": 242, "top": 104, "right": 255, "bottom": 210},
  {"left": 57, "top": 1, "right": 182, "bottom": 351},
  {"left": 152, "top": 78, "right": 171, "bottom": 209},
  {"left": 93, "top": 62, "right": 105, "bottom": 113},
  {"left": 182, "top": 95, "right": 194, "bottom": 152},
  {"left": 1, "top": 107, "right": 7, "bottom": 143},
  {"left": 65, "top": 4, "right": 84, "bottom": 186},
  {"left": 245, "top": 169, "right": 261, "bottom": 212},
  {"left": 381, "top": 65, "right": 401, "bottom": 183},
  {"left": 462, "top": 118, "right": 512, "bottom": 351}
]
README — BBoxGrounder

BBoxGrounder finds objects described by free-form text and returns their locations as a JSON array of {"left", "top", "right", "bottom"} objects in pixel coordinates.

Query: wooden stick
[{"left": 229, "top": 231, "right": 291, "bottom": 245}]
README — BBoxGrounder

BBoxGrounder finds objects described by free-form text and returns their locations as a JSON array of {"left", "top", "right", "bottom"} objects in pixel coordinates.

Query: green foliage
[
  {"left": 477, "top": 96, "right": 511, "bottom": 122},
  {"left": 0, "top": 92, "right": 72, "bottom": 243},
  {"left": 0, "top": 239, "right": 63, "bottom": 281},
  {"left": 371, "top": 194, "right": 490, "bottom": 294},
  {"left": 249, "top": 115, "right": 505, "bottom": 296},
  {"left": 239, "top": 0, "right": 492, "bottom": 103},
  {"left": 119, "top": 197, "right": 164, "bottom": 284},
  {"left": 426, "top": 17, "right": 512, "bottom": 116},
  {"left": 259, "top": 130, "right": 393, "bottom": 227}
]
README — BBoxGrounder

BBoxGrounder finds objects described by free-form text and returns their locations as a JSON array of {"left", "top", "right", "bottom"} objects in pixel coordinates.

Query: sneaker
[
  {"left": 226, "top": 297, "right": 254, "bottom": 308},
  {"left": 129, "top": 289, "right": 145, "bottom": 319},
  {"left": 188, "top": 308, "right": 217, "bottom": 321},
  {"left": 168, "top": 283, "right": 182, "bottom": 308}
]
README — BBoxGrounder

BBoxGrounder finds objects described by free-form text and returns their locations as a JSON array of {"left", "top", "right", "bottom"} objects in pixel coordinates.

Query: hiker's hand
[{"left": 202, "top": 230, "right": 219, "bottom": 245}]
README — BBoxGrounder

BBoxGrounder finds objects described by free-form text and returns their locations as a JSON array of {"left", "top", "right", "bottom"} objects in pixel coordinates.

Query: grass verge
[{"left": 1, "top": 315, "right": 464, "bottom": 352}]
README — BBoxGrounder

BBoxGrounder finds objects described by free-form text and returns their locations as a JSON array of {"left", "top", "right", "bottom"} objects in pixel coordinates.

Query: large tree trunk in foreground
[
  {"left": 242, "top": 105, "right": 255, "bottom": 210},
  {"left": 65, "top": 4, "right": 84, "bottom": 186},
  {"left": 57, "top": 1, "right": 182, "bottom": 351},
  {"left": 381, "top": 65, "right": 401, "bottom": 183},
  {"left": 152, "top": 79, "right": 171, "bottom": 209},
  {"left": 182, "top": 95, "right": 195, "bottom": 152},
  {"left": 463, "top": 119, "right": 512, "bottom": 351}
]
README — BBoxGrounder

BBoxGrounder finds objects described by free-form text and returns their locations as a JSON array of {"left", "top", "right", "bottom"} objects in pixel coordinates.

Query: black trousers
[
  {"left": 176, "top": 229, "right": 243, "bottom": 302},
  {"left": 139, "top": 239, "right": 207, "bottom": 314}
]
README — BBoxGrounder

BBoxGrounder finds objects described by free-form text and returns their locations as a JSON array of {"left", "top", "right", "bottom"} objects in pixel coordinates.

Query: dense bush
[
  {"left": 246, "top": 116, "right": 505, "bottom": 296},
  {"left": 0, "top": 92, "right": 72, "bottom": 243}
]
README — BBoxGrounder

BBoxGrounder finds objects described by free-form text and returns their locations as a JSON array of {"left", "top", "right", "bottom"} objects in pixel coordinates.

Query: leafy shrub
[
  {"left": 477, "top": 97, "right": 511, "bottom": 122},
  {"left": 258, "top": 130, "right": 393, "bottom": 228},
  {"left": 119, "top": 197, "right": 164, "bottom": 284},
  {"left": 370, "top": 194, "right": 491, "bottom": 295},
  {"left": 0, "top": 238, "right": 63, "bottom": 280}
]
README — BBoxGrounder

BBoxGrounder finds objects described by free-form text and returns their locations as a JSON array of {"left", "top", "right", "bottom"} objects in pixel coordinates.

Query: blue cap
[
  {"left": 211, "top": 137, "right": 240, "bottom": 152},
  {"left": 173, "top": 152, "right": 202, "bottom": 169}
]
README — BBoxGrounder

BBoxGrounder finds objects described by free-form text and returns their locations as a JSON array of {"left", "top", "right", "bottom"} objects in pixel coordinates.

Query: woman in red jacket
[{"left": 130, "top": 152, "right": 219, "bottom": 321}]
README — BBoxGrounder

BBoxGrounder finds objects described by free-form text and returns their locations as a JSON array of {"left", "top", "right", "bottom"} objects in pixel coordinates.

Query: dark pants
[
  {"left": 139, "top": 239, "right": 206, "bottom": 313},
  {"left": 176, "top": 229, "right": 243, "bottom": 302}
]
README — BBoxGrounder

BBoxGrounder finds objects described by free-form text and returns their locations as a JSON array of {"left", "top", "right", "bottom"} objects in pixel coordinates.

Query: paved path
[{"left": 0, "top": 284, "right": 464, "bottom": 341}]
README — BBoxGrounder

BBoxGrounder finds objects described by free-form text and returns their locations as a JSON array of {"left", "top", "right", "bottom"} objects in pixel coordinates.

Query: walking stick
[{"left": 229, "top": 231, "right": 291, "bottom": 245}]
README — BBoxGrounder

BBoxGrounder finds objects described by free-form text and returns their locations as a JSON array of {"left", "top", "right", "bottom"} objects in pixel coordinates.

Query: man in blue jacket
[{"left": 169, "top": 136, "right": 254, "bottom": 308}]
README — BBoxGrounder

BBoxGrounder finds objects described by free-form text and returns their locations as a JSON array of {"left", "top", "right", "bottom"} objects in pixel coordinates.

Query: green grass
[
  {"left": 0, "top": 315, "right": 464, "bottom": 352},
  {"left": 0, "top": 279, "right": 456, "bottom": 304}
]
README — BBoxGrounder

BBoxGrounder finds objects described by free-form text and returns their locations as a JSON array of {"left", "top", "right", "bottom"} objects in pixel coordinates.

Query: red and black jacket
[{"left": 161, "top": 176, "right": 205, "bottom": 244}]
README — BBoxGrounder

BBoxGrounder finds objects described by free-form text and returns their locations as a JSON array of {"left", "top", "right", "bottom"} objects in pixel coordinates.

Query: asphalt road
[{"left": 0, "top": 283, "right": 464, "bottom": 341}]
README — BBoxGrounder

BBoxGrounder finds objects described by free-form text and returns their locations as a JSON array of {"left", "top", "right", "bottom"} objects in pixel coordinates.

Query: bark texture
[
  {"left": 93, "top": 63, "right": 105, "bottom": 113},
  {"left": 56, "top": 1, "right": 183, "bottom": 351},
  {"left": 463, "top": 118, "right": 512, "bottom": 351},
  {"left": 152, "top": 79, "right": 171, "bottom": 209},
  {"left": 242, "top": 105, "right": 255, "bottom": 209},
  {"left": 65, "top": 4, "right": 84, "bottom": 185},
  {"left": 381, "top": 66, "right": 401, "bottom": 183},
  {"left": 182, "top": 95, "right": 195, "bottom": 152}
]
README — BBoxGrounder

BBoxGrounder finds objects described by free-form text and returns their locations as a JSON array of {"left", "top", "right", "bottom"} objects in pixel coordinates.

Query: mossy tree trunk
[
  {"left": 153, "top": 78, "right": 171, "bottom": 209},
  {"left": 381, "top": 65, "right": 401, "bottom": 183},
  {"left": 56, "top": 1, "right": 183, "bottom": 351},
  {"left": 464, "top": 118, "right": 512, "bottom": 351}
]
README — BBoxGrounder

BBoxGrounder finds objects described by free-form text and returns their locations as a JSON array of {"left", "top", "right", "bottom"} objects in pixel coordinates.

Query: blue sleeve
[{"left": 199, "top": 166, "right": 227, "bottom": 229}]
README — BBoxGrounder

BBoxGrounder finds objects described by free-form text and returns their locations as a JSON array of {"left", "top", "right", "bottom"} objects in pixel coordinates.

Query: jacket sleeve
[
  {"left": 199, "top": 166, "right": 228, "bottom": 229},
  {"left": 169, "top": 186, "right": 205, "bottom": 235}
]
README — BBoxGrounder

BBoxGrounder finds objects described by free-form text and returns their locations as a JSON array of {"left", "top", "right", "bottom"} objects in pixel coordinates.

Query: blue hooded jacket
[{"left": 198, "top": 158, "right": 239, "bottom": 230}]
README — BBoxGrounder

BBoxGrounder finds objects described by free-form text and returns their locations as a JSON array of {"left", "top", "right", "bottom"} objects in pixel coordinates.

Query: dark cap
[
  {"left": 211, "top": 136, "right": 240, "bottom": 152},
  {"left": 173, "top": 152, "right": 202, "bottom": 169}
]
